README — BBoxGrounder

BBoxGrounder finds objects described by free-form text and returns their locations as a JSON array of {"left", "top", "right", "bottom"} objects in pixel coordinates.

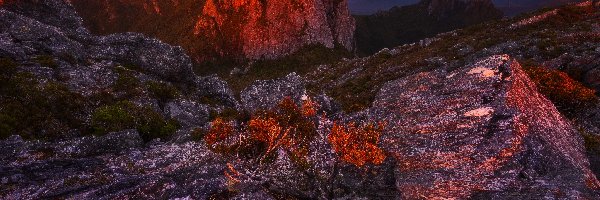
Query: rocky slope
[
  {"left": 0, "top": 0, "right": 237, "bottom": 139},
  {"left": 1, "top": 0, "right": 600, "bottom": 199},
  {"left": 354, "top": 0, "right": 503, "bottom": 55},
  {"left": 374, "top": 55, "right": 598, "bottom": 198},
  {"left": 67, "top": 0, "right": 355, "bottom": 63}
]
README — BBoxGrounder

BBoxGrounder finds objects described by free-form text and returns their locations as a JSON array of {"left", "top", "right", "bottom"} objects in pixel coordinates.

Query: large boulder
[
  {"left": 55, "top": 129, "right": 143, "bottom": 158},
  {"left": 195, "top": 75, "right": 239, "bottom": 108},
  {"left": 1, "top": 0, "right": 90, "bottom": 37},
  {"left": 372, "top": 55, "right": 599, "bottom": 199},
  {"left": 90, "top": 33, "right": 197, "bottom": 84},
  {"left": 164, "top": 100, "right": 210, "bottom": 128}
]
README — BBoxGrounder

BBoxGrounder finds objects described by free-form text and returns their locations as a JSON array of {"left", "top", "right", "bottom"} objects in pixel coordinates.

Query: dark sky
[{"left": 348, "top": 0, "right": 577, "bottom": 15}]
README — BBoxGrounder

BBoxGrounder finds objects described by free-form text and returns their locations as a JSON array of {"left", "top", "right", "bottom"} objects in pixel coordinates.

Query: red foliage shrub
[
  {"left": 205, "top": 118, "right": 234, "bottom": 147},
  {"left": 204, "top": 97, "right": 388, "bottom": 168},
  {"left": 204, "top": 97, "right": 318, "bottom": 163},
  {"left": 248, "top": 116, "right": 287, "bottom": 155},
  {"left": 523, "top": 64, "right": 598, "bottom": 115},
  {"left": 328, "top": 122, "right": 387, "bottom": 168},
  {"left": 301, "top": 98, "right": 318, "bottom": 117},
  {"left": 249, "top": 97, "right": 318, "bottom": 162}
]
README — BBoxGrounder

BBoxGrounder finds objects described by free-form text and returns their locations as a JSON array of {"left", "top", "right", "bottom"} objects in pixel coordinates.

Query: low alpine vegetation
[
  {"left": 91, "top": 101, "right": 179, "bottom": 142},
  {"left": 523, "top": 63, "right": 598, "bottom": 115},
  {"left": 204, "top": 96, "right": 387, "bottom": 169},
  {"left": 204, "top": 97, "right": 319, "bottom": 164},
  {"left": 1, "top": 57, "right": 87, "bottom": 140},
  {"left": 328, "top": 122, "right": 387, "bottom": 168}
]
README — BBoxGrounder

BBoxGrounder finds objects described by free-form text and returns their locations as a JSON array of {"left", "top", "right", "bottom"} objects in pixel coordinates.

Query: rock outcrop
[
  {"left": 1, "top": 0, "right": 197, "bottom": 85},
  {"left": 0, "top": 0, "right": 237, "bottom": 97},
  {"left": 0, "top": 0, "right": 238, "bottom": 139},
  {"left": 68, "top": 0, "right": 355, "bottom": 62},
  {"left": 0, "top": 134, "right": 228, "bottom": 199},
  {"left": 240, "top": 72, "right": 306, "bottom": 112},
  {"left": 372, "top": 55, "right": 599, "bottom": 198}
]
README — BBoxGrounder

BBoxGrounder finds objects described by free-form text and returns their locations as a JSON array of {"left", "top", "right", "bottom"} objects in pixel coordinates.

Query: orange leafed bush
[
  {"left": 248, "top": 116, "right": 288, "bottom": 155},
  {"left": 328, "top": 122, "right": 386, "bottom": 168},
  {"left": 301, "top": 98, "right": 318, "bottom": 117},
  {"left": 205, "top": 97, "right": 389, "bottom": 168},
  {"left": 205, "top": 118, "right": 234, "bottom": 146},
  {"left": 248, "top": 97, "right": 318, "bottom": 161},
  {"left": 204, "top": 97, "right": 318, "bottom": 163},
  {"left": 224, "top": 163, "right": 241, "bottom": 191}
]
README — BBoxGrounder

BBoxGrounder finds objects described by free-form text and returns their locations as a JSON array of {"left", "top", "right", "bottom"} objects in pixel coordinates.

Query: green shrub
[
  {"left": 583, "top": 132, "right": 600, "bottom": 155},
  {"left": 0, "top": 69, "right": 87, "bottom": 140},
  {"left": 91, "top": 101, "right": 136, "bottom": 135},
  {"left": 208, "top": 107, "right": 249, "bottom": 122},
  {"left": 0, "top": 57, "right": 18, "bottom": 74},
  {"left": 136, "top": 108, "right": 179, "bottom": 141},
  {"left": 91, "top": 101, "right": 179, "bottom": 142},
  {"left": 146, "top": 81, "right": 180, "bottom": 104},
  {"left": 0, "top": 113, "right": 17, "bottom": 139},
  {"left": 121, "top": 63, "right": 143, "bottom": 72},
  {"left": 113, "top": 67, "right": 142, "bottom": 98},
  {"left": 199, "top": 96, "right": 220, "bottom": 106},
  {"left": 0, "top": 57, "right": 19, "bottom": 96},
  {"left": 195, "top": 44, "right": 351, "bottom": 93}
]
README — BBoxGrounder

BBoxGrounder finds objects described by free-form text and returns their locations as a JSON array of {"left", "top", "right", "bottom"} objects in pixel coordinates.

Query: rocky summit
[
  {"left": 67, "top": 0, "right": 355, "bottom": 62},
  {"left": 1, "top": 0, "right": 600, "bottom": 199}
]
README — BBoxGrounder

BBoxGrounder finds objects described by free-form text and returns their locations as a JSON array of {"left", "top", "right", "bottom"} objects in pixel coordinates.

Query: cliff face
[{"left": 68, "top": 0, "right": 355, "bottom": 62}]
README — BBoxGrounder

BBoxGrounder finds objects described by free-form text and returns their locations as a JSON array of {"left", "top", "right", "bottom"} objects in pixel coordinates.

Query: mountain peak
[{"left": 69, "top": 0, "right": 355, "bottom": 63}]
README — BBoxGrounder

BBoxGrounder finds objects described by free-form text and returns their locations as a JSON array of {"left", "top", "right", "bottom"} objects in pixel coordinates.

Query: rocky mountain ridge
[
  {"left": 425, "top": 0, "right": 499, "bottom": 18},
  {"left": 354, "top": 0, "right": 503, "bottom": 55},
  {"left": 66, "top": 0, "right": 355, "bottom": 63}
]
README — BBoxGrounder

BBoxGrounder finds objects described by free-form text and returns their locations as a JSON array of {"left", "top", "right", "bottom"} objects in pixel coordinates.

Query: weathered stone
[
  {"left": 164, "top": 100, "right": 210, "bottom": 128},
  {"left": 195, "top": 75, "right": 239, "bottom": 108},
  {"left": 240, "top": 73, "right": 306, "bottom": 112},
  {"left": 55, "top": 130, "right": 143, "bottom": 158},
  {"left": 372, "top": 55, "right": 599, "bottom": 199},
  {"left": 90, "top": 33, "right": 196, "bottom": 84}
]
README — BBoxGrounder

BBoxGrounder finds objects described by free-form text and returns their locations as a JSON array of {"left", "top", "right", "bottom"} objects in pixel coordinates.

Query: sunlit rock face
[
  {"left": 372, "top": 55, "right": 599, "bottom": 199},
  {"left": 69, "top": 0, "right": 355, "bottom": 62}
]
